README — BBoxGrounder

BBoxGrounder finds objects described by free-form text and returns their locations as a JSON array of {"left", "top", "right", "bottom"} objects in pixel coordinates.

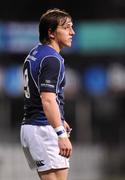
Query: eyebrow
[
  {"left": 58, "top": 23, "right": 73, "bottom": 29},
  {"left": 67, "top": 22, "right": 73, "bottom": 25},
  {"left": 63, "top": 21, "right": 73, "bottom": 27}
]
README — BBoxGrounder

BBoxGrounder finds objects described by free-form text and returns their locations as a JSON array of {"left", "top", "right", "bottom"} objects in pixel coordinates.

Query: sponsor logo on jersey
[{"left": 41, "top": 83, "right": 55, "bottom": 88}]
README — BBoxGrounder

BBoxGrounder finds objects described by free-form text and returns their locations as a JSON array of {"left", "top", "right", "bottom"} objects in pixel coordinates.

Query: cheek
[
  {"left": 57, "top": 31, "right": 67, "bottom": 39},
  {"left": 60, "top": 37, "right": 68, "bottom": 45},
  {"left": 60, "top": 33, "right": 68, "bottom": 41},
  {"left": 57, "top": 35, "right": 67, "bottom": 43},
  {"left": 56, "top": 32, "right": 69, "bottom": 44}
]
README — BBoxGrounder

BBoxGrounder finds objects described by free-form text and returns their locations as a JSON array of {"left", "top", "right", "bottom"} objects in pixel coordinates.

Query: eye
[
  {"left": 63, "top": 26, "right": 69, "bottom": 30},
  {"left": 58, "top": 23, "right": 73, "bottom": 31},
  {"left": 63, "top": 25, "right": 72, "bottom": 30}
]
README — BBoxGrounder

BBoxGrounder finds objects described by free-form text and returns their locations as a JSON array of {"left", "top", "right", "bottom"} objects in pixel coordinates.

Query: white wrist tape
[{"left": 54, "top": 126, "right": 67, "bottom": 138}]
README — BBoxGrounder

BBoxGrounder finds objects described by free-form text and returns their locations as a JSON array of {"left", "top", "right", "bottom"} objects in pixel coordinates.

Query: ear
[{"left": 48, "top": 28, "right": 55, "bottom": 39}]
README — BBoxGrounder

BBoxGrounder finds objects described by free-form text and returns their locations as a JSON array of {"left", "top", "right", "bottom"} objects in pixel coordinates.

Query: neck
[{"left": 48, "top": 41, "right": 61, "bottom": 53}]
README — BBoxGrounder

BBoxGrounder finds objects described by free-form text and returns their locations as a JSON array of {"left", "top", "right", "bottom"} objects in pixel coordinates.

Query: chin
[
  {"left": 61, "top": 42, "right": 72, "bottom": 49},
  {"left": 66, "top": 43, "right": 72, "bottom": 47}
]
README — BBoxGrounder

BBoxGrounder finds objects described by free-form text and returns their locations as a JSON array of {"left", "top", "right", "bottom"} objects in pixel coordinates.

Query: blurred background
[{"left": 0, "top": 0, "right": 125, "bottom": 180}]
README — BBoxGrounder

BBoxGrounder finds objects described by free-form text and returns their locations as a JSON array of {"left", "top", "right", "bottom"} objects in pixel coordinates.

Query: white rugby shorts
[{"left": 20, "top": 125, "right": 69, "bottom": 172}]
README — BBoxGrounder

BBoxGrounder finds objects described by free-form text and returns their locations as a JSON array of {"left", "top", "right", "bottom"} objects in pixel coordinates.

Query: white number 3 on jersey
[{"left": 24, "top": 69, "right": 30, "bottom": 98}]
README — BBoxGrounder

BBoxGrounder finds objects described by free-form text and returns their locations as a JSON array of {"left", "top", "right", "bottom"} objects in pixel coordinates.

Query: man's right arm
[{"left": 40, "top": 92, "right": 72, "bottom": 158}]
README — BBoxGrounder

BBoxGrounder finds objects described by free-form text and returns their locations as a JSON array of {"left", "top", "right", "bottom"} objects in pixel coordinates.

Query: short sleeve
[{"left": 39, "top": 56, "right": 61, "bottom": 93}]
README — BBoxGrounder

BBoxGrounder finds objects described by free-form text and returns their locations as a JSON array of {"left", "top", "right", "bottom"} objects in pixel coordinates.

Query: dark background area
[{"left": 1, "top": 0, "right": 125, "bottom": 21}]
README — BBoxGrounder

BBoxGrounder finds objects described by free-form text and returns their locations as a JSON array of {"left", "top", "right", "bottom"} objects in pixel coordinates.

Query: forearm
[
  {"left": 40, "top": 92, "right": 62, "bottom": 128},
  {"left": 40, "top": 92, "right": 72, "bottom": 158}
]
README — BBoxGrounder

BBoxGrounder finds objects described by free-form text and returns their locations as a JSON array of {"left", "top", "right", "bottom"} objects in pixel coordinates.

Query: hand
[{"left": 58, "top": 137, "right": 72, "bottom": 158}]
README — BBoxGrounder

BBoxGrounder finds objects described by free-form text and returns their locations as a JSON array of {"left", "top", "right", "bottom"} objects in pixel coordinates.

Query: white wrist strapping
[{"left": 54, "top": 126, "right": 67, "bottom": 138}]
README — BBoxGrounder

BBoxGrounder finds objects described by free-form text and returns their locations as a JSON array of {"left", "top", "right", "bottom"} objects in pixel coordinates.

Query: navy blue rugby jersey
[{"left": 22, "top": 44, "right": 65, "bottom": 125}]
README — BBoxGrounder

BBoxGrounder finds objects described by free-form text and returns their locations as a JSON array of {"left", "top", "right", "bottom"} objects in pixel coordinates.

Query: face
[{"left": 53, "top": 17, "right": 75, "bottom": 50}]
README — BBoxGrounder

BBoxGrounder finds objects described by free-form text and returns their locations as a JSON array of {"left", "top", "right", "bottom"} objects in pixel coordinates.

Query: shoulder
[{"left": 42, "top": 56, "right": 61, "bottom": 68}]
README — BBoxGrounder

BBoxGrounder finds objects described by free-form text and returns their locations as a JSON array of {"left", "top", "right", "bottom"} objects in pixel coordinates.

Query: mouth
[{"left": 69, "top": 38, "right": 72, "bottom": 42}]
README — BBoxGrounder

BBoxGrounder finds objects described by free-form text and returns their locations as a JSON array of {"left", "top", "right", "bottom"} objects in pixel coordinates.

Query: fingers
[
  {"left": 65, "top": 147, "right": 72, "bottom": 158},
  {"left": 59, "top": 147, "right": 72, "bottom": 158},
  {"left": 58, "top": 138, "right": 72, "bottom": 158},
  {"left": 59, "top": 146, "right": 72, "bottom": 158}
]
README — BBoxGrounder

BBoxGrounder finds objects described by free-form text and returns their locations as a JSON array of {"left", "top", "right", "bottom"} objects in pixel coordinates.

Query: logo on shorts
[{"left": 36, "top": 160, "right": 45, "bottom": 167}]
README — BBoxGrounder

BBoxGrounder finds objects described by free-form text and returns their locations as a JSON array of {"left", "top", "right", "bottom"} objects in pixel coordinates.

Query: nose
[{"left": 70, "top": 27, "right": 75, "bottom": 35}]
